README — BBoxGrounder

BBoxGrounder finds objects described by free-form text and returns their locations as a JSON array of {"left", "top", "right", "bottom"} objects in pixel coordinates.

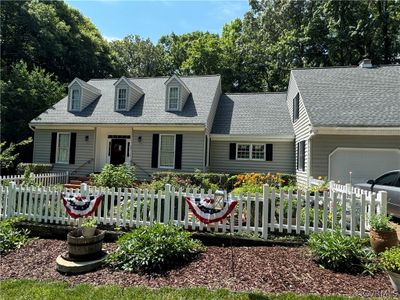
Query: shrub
[
  {"left": 308, "top": 230, "right": 378, "bottom": 274},
  {"left": 16, "top": 163, "right": 53, "bottom": 175},
  {"left": 0, "top": 217, "right": 32, "bottom": 254},
  {"left": 107, "top": 223, "right": 204, "bottom": 273},
  {"left": 81, "top": 216, "right": 96, "bottom": 228},
  {"left": 381, "top": 247, "right": 400, "bottom": 273},
  {"left": 90, "top": 163, "right": 136, "bottom": 188},
  {"left": 369, "top": 214, "right": 395, "bottom": 232}
]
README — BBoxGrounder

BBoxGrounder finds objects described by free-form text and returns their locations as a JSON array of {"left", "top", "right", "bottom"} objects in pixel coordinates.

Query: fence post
[
  {"left": 345, "top": 183, "right": 351, "bottom": 194},
  {"left": 80, "top": 183, "right": 88, "bottom": 197},
  {"left": 329, "top": 181, "right": 335, "bottom": 198},
  {"left": 377, "top": 191, "right": 387, "bottom": 216},
  {"left": 262, "top": 184, "right": 269, "bottom": 239},
  {"left": 7, "top": 181, "right": 17, "bottom": 218},
  {"left": 164, "top": 184, "right": 171, "bottom": 223},
  {"left": 66, "top": 171, "right": 69, "bottom": 184}
]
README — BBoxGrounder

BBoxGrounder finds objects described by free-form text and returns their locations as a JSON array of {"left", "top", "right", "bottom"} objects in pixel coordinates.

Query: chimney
[{"left": 359, "top": 58, "right": 372, "bottom": 68}]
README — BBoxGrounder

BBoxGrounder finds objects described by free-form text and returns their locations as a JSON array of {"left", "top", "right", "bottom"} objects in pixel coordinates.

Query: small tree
[
  {"left": 0, "top": 137, "right": 32, "bottom": 171},
  {"left": 90, "top": 163, "right": 136, "bottom": 188}
]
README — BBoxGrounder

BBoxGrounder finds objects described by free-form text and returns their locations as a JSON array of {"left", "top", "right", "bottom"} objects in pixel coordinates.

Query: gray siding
[
  {"left": 132, "top": 131, "right": 205, "bottom": 180},
  {"left": 33, "top": 129, "right": 95, "bottom": 176},
  {"left": 165, "top": 78, "right": 190, "bottom": 111},
  {"left": 209, "top": 140, "right": 295, "bottom": 174},
  {"left": 114, "top": 81, "right": 143, "bottom": 111},
  {"left": 311, "top": 135, "right": 400, "bottom": 177},
  {"left": 286, "top": 73, "right": 312, "bottom": 186}
]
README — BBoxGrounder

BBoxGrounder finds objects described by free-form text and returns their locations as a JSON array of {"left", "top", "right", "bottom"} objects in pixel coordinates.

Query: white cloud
[{"left": 103, "top": 35, "right": 122, "bottom": 42}]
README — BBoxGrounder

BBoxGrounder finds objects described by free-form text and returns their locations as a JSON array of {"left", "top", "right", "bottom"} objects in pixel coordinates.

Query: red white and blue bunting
[
  {"left": 185, "top": 196, "right": 238, "bottom": 224},
  {"left": 62, "top": 192, "right": 104, "bottom": 219}
]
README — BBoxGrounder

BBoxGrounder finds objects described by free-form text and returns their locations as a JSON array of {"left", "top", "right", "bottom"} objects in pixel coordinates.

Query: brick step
[
  {"left": 69, "top": 180, "right": 82, "bottom": 185},
  {"left": 64, "top": 183, "right": 81, "bottom": 189}
]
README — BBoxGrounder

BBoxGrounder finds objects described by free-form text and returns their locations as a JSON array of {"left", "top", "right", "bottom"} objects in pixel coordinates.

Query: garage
[{"left": 328, "top": 148, "right": 400, "bottom": 184}]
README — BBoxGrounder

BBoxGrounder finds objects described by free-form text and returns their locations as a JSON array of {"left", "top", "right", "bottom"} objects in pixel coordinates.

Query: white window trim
[
  {"left": 116, "top": 88, "right": 128, "bottom": 111},
  {"left": 158, "top": 134, "right": 176, "bottom": 169},
  {"left": 56, "top": 132, "right": 71, "bottom": 164},
  {"left": 70, "top": 89, "right": 81, "bottom": 111},
  {"left": 167, "top": 86, "right": 180, "bottom": 111},
  {"left": 236, "top": 143, "right": 265, "bottom": 161}
]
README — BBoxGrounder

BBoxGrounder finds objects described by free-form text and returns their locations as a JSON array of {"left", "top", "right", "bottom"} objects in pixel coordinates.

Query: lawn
[{"left": 0, "top": 279, "right": 392, "bottom": 300}]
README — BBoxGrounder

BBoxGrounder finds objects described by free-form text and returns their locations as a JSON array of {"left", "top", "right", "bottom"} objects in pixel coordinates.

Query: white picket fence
[
  {"left": 0, "top": 181, "right": 387, "bottom": 238},
  {"left": 0, "top": 172, "right": 69, "bottom": 186},
  {"left": 309, "top": 177, "right": 375, "bottom": 197}
]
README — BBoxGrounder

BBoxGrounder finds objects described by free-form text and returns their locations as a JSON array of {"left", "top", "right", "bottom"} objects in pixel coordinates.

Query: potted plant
[
  {"left": 81, "top": 216, "right": 97, "bottom": 237},
  {"left": 381, "top": 247, "right": 400, "bottom": 291},
  {"left": 369, "top": 214, "right": 398, "bottom": 253}
]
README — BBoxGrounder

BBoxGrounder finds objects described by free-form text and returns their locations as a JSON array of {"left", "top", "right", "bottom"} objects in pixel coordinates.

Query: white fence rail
[
  {"left": 0, "top": 172, "right": 69, "bottom": 186},
  {"left": 309, "top": 177, "right": 375, "bottom": 197},
  {"left": 0, "top": 182, "right": 387, "bottom": 238}
]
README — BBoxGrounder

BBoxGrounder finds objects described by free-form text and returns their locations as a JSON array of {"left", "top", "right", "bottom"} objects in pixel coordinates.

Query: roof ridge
[
  {"left": 292, "top": 64, "right": 400, "bottom": 71},
  {"left": 88, "top": 74, "right": 221, "bottom": 81}
]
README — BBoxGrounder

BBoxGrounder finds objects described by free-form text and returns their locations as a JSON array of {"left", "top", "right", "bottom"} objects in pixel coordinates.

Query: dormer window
[
  {"left": 168, "top": 86, "right": 180, "bottom": 110},
  {"left": 70, "top": 89, "right": 80, "bottom": 111},
  {"left": 117, "top": 88, "right": 127, "bottom": 110}
]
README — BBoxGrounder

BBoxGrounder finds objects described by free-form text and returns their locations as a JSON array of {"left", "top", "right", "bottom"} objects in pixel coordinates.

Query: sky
[{"left": 65, "top": 0, "right": 250, "bottom": 42}]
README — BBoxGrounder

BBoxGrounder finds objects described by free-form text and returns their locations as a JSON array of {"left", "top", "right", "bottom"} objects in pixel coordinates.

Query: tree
[
  {"left": 0, "top": 138, "right": 32, "bottom": 171},
  {"left": 1, "top": 61, "right": 65, "bottom": 145},
  {"left": 0, "top": 0, "right": 116, "bottom": 82},
  {"left": 110, "top": 35, "right": 167, "bottom": 77}
]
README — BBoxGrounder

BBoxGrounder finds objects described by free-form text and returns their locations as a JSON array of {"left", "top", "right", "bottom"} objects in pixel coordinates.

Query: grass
[{"left": 0, "top": 279, "right": 394, "bottom": 300}]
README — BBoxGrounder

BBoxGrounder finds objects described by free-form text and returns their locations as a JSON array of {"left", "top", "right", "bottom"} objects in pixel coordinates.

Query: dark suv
[{"left": 354, "top": 170, "right": 400, "bottom": 218}]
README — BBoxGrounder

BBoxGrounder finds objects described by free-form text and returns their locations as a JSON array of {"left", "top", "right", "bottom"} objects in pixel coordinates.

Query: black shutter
[
  {"left": 69, "top": 133, "right": 77, "bottom": 164},
  {"left": 204, "top": 136, "right": 208, "bottom": 167},
  {"left": 50, "top": 132, "right": 57, "bottom": 163},
  {"left": 296, "top": 143, "right": 299, "bottom": 170},
  {"left": 301, "top": 141, "right": 306, "bottom": 171},
  {"left": 175, "top": 134, "right": 183, "bottom": 169},
  {"left": 265, "top": 144, "right": 273, "bottom": 161},
  {"left": 229, "top": 143, "right": 236, "bottom": 160},
  {"left": 151, "top": 134, "right": 159, "bottom": 168}
]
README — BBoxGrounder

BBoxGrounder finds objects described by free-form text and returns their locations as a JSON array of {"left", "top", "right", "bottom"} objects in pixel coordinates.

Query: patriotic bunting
[{"left": 62, "top": 192, "right": 104, "bottom": 219}]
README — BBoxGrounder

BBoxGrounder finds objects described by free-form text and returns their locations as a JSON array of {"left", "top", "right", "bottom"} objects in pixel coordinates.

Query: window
[
  {"left": 117, "top": 88, "right": 127, "bottom": 110},
  {"left": 70, "top": 89, "right": 80, "bottom": 110},
  {"left": 375, "top": 172, "right": 399, "bottom": 186},
  {"left": 168, "top": 87, "right": 180, "bottom": 110},
  {"left": 297, "top": 141, "right": 305, "bottom": 171},
  {"left": 159, "top": 134, "right": 175, "bottom": 168},
  {"left": 293, "top": 93, "right": 299, "bottom": 122},
  {"left": 56, "top": 133, "right": 70, "bottom": 164},
  {"left": 237, "top": 144, "right": 265, "bottom": 160}
]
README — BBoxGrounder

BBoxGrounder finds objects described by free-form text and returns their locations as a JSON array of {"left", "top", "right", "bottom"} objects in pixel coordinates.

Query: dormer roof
[
  {"left": 164, "top": 74, "right": 191, "bottom": 94},
  {"left": 68, "top": 78, "right": 101, "bottom": 95},
  {"left": 114, "top": 76, "right": 144, "bottom": 94}
]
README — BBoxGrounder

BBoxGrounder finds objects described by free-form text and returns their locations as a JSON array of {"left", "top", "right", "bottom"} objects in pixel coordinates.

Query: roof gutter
[
  {"left": 311, "top": 126, "right": 400, "bottom": 136},
  {"left": 210, "top": 134, "right": 295, "bottom": 142}
]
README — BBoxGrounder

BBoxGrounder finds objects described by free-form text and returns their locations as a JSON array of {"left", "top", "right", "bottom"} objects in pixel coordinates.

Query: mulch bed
[{"left": 0, "top": 239, "right": 397, "bottom": 298}]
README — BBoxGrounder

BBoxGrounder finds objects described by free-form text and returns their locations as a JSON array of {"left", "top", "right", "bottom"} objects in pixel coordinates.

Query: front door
[{"left": 110, "top": 139, "right": 126, "bottom": 165}]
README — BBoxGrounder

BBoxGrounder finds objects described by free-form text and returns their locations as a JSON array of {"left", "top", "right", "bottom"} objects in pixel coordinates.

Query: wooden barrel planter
[{"left": 66, "top": 229, "right": 105, "bottom": 260}]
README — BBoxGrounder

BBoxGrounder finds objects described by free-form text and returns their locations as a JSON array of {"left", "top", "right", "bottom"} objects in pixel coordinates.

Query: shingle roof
[
  {"left": 211, "top": 93, "right": 294, "bottom": 136},
  {"left": 292, "top": 65, "right": 400, "bottom": 127},
  {"left": 31, "top": 75, "right": 221, "bottom": 125}
]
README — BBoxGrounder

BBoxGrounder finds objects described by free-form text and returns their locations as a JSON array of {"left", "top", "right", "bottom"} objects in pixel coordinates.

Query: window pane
[
  {"left": 169, "top": 87, "right": 179, "bottom": 109},
  {"left": 71, "top": 89, "right": 80, "bottom": 110},
  {"left": 252, "top": 145, "right": 265, "bottom": 160},
  {"left": 118, "top": 89, "right": 127, "bottom": 109},
  {"left": 237, "top": 144, "right": 250, "bottom": 159},
  {"left": 375, "top": 172, "right": 398, "bottom": 186},
  {"left": 57, "top": 134, "right": 70, "bottom": 163},
  {"left": 160, "top": 135, "right": 175, "bottom": 167}
]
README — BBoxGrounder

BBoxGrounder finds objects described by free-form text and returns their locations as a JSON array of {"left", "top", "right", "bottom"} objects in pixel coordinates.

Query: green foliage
[
  {"left": 107, "top": 223, "right": 204, "bottom": 273},
  {"left": 90, "top": 163, "right": 136, "bottom": 188},
  {"left": 369, "top": 214, "right": 395, "bottom": 232},
  {"left": 0, "top": 61, "right": 65, "bottom": 145},
  {"left": 0, "top": 217, "right": 32, "bottom": 254},
  {"left": 81, "top": 217, "right": 96, "bottom": 228},
  {"left": 308, "top": 230, "right": 379, "bottom": 274},
  {"left": 0, "top": 138, "right": 32, "bottom": 171},
  {"left": 380, "top": 247, "right": 400, "bottom": 273},
  {"left": 16, "top": 163, "right": 53, "bottom": 175}
]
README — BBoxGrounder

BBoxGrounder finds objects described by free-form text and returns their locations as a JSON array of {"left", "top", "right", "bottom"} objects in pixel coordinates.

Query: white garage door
[{"left": 329, "top": 148, "right": 400, "bottom": 184}]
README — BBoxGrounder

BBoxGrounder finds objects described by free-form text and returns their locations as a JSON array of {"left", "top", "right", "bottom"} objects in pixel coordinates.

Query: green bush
[
  {"left": 381, "top": 246, "right": 400, "bottom": 273},
  {"left": 0, "top": 217, "right": 32, "bottom": 254},
  {"left": 90, "top": 163, "right": 136, "bottom": 188},
  {"left": 369, "top": 214, "right": 395, "bottom": 232},
  {"left": 107, "top": 223, "right": 204, "bottom": 273},
  {"left": 16, "top": 163, "right": 53, "bottom": 175},
  {"left": 308, "top": 230, "right": 378, "bottom": 274}
]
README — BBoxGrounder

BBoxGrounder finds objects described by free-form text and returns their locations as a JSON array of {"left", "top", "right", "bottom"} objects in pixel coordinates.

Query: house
[
  {"left": 287, "top": 60, "right": 400, "bottom": 185},
  {"left": 30, "top": 60, "right": 400, "bottom": 185}
]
